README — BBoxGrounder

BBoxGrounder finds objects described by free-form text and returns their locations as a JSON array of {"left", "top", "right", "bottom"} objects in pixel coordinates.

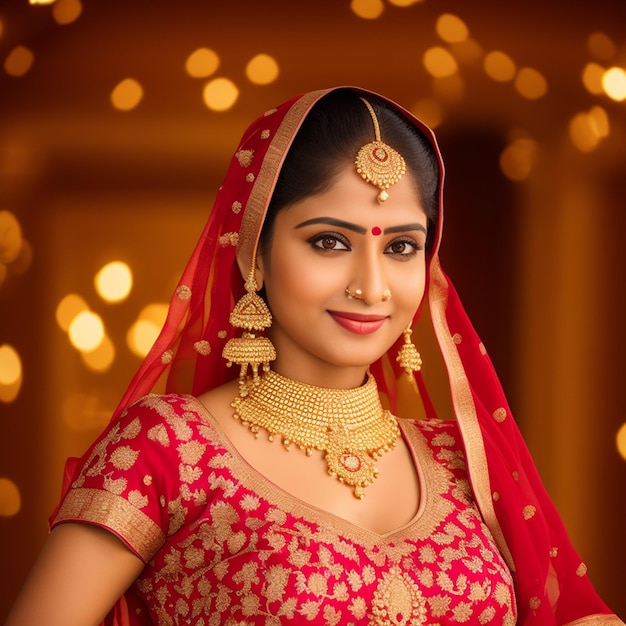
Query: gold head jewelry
[
  {"left": 231, "top": 370, "right": 400, "bottom": 499},
  {"left": 222, "top": 268, "right": 276, "bottom": 387},
  {"left": 355, "top": 98, "right": 407, "bottom": 203},
  {"left": 396, "top": 326, "right": 422, "bottom": 377}
]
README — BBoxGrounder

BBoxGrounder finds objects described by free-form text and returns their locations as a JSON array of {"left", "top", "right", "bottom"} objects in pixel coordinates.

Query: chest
[{"left": 136, "top": 422, "right": 517, "bottom": 625}]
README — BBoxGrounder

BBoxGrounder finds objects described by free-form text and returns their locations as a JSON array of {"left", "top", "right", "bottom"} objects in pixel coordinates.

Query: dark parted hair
[{"left": 259, "top": 88, "right": 440, "bottom": 255}]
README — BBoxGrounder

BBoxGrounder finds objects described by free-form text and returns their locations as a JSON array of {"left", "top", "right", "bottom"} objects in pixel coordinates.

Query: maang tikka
[
  {"left": 355, "top": 97, "right": 407, "bottom": 203},
  {"left": 222, "top": 266, "right": 276, "bottom": 389}
]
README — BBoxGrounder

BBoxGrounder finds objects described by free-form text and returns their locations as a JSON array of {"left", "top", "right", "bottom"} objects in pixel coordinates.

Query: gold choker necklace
[{"left": 231, "top": 370, "right": 400, "bottom": 499}]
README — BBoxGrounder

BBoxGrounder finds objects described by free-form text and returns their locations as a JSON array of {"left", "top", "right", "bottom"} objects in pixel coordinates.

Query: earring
[
  {"left": 396, "top": 326, "right": 422, "bottom": 377},
  {"left": 222, "top": 269, "right": 276, "bottom": 388}
]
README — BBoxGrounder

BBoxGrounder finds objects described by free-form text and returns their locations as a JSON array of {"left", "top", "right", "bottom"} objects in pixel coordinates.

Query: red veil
[{"left": 53, "top": 87, "right": 622, "bottom": 625}]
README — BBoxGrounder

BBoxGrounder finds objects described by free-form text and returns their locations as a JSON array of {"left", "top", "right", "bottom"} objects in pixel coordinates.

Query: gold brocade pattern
[{"left": 52, "top": 394, "right": 517, "bottom": 625}]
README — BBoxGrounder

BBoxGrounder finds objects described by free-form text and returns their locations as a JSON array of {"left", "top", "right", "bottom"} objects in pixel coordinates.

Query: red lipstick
[{"left": 328, "top": 311, "right": 388, "bottom": 334}]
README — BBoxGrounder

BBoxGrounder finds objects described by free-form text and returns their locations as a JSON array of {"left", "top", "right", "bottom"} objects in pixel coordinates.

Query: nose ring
[
  {"left": 382, "top": 289, "right": 392, "bottom": 302},
  {"left": 345, "top": 287, "right": 364, "bottom": 300}
]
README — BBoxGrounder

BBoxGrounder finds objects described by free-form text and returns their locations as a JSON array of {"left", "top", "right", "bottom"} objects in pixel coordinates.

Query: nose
[{"left": 349, "top": 247, "right": 387, "bottom": 306}]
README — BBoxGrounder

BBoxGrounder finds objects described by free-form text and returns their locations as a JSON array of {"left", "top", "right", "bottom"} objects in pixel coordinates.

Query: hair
[{"left": 258, "top": 88, "right": 440, "bottom": 257}]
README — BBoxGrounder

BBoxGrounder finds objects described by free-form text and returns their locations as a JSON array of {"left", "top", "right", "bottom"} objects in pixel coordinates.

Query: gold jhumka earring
[
  {"left": 222, "top": 268, "right": 276, "bottom": 389},
  {"left": 355, "top": 98, "right": 407, "bottom": 203},
  {"left": 396, "top": 326, "right": 422, "bottom": 378}
]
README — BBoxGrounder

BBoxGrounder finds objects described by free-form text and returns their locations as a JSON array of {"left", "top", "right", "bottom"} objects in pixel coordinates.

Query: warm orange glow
[
  {"left": 449, "top": 39, "right": 482, "bottom": 65},
  {"left": 246, "top": 54, "right": 279, "bottom": 85},
  {"left": 569, "top": 111, "right": 600, "bottom": 152},
  {"left": 95, "top": 261, "right": 133, "bottom": 303},
  {"left": 68, "top": 311, "right": 105, "bottom": 352},
  {"left": 128, "top": 319, "right": 161, "bottom": 358},
  {"left": 602, "top": 66, "right": 626, "bottom": 102},
  {"left": 111, "top": 78, "right": 144, "bottom": 111},
  {"left": 0, "top": 344, "right": 22, "bottom": 403},
  {"left": 484, "top": 50, "right": 516, "bottom": 82},
  {"left": 432, "top": 74, "right": 464, "bottom": 101},
  {"left": 582, "top": 62, "right": 605, "bottom": 95},
  {"left": 499, "top": 138, "right": 538, "bottom": 181},
  {"left": 0, "top": 264, "right": 7, "bottom": 288},
  {"left": 56, "top": 293, "right": 89, "bottom": 331},
  {"left": 0, "top": 211, "right": 23, "bottom": 264},
  {"left": 423, "top": 47, "right": 458, "bottom": 78},
  {"left": 350, "top": 0, "right": 384, "bottom": 19},
  {"left": 411, "top": 98, "right": 443, "bottom": 129},
  {"left": 0, "top": 478, "right": 21, "bottom": 517},
  {"left": 82, "top": 334, "right": 115, "bottom": 372},
  {"left": 588, "top": 106, "right": 609, "bottom": 138},
  {"left": 185, "top": 48, "right": 220, "bottom": 78},
  {"left": 4, "top": 46, "right": 34, "bottom": 77},
  {"left": 52, "top": 0, "right": 82, "bottom": 25},
  {"left": 617, "top": 423, "right": 626, "bottom": 461},
  {"left": 514, "top": 67, "right": 547, "bottom": 99},
  {"left": 387, "top": 0, "right": 423, "bottom": 5},
  {"left": 587, "top": 32, "right": 616, "bottom": 61},
  {"left": 436, "top": 13, "right": 468, "bottom": 43},
  {"left": 0, "top": 344, "right": 21, "bottom": 386},
  {"left": 29, "top": 0, "right": 56, "bottom": 4},
  {"left": 139, "top": 303, "right": 169, "bottom": 327},
  {"left": 203, "top": 78, "right": 239, "bottom": 111}
]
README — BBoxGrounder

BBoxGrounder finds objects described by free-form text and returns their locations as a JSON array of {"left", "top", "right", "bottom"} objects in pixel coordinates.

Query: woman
[{"left": 7, "top": 87, "right": 623, "bottom": 625}]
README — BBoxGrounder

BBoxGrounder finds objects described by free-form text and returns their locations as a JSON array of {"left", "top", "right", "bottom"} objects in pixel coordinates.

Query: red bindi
[{"left": 371, "top": 226, "right": 382, "bottom": 236}]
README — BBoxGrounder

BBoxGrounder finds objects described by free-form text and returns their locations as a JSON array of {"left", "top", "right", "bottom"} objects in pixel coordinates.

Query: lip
[{"left": 328, "top": 310, "right": 388, "bottom": 335}]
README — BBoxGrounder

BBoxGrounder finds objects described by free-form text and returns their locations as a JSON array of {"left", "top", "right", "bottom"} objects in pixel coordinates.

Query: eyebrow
[{"left": 294, "top": 217, "right": 427, "bottom": 235}]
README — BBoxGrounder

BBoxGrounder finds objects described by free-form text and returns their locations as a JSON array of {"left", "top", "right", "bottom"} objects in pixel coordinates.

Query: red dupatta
[{"left": 52, "top": 87, "right": 623, "bottom": 625}]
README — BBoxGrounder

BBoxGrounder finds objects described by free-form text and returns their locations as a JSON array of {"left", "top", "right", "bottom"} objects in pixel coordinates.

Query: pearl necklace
[{"left": 231, "top": 370, "right": 400, "bottom": 499}]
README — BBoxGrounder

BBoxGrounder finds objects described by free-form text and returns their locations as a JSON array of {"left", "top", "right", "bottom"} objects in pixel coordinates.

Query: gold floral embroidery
[
  {"left": 194, "top": 340, "right": 212, "bottom": 355},
  {"left": 235, "top": 149, "right": 254, "bottom": 167},
  {"left": 231, "top": 201, "right": 242, "bottom": 214},
  {"left": 371, "top": 567, "right": 427, "bottom": 626},
  {"left": 576, "top": 562, "right": 588, "bottom": 577},
  {"left": 175, "top": 284, "right": 191, "bottom": 300},
  {"left": 523, "top": 505, "right": 537, "bottom": 520},
  {"left": 492, "top": 408, "right": 507, "bottom": 423}
]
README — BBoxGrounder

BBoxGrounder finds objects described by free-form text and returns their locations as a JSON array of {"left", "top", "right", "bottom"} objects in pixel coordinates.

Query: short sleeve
[{"left": 51, "top": 394, "right": 210, "bottom": 562}]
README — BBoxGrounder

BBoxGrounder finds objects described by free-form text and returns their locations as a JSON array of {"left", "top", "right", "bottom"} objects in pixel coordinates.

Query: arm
[{"left": 6, "top": 522, "right": 145, "bottom": 626}]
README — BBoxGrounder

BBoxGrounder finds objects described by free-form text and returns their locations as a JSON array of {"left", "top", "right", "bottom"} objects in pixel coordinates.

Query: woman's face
[{"left": 257, "top": 164, "right": 428, "bottom": 388}]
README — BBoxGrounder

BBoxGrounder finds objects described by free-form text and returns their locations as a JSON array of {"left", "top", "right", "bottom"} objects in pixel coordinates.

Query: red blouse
[{"left": 53, "top": 394, "right": 517, "bottom": 625}]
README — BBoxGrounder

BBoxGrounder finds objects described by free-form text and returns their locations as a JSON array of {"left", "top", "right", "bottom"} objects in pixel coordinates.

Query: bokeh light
[
  {"left": 484, "top": 51, "right": 516, "bottom": 82},
  {"left": 203, "top": 77, "right": 239, "bottom": 111},
  {"left": 423, "top": 47, "right": 458, "bottom": 78},
  {"left": 617, "top": 423, "right": 626, "bottom": 461},
  {"left": 514, "top": 67, "right": 547, "bottom": 99},
  {"left": 81, "top": 334, "right": 115, "bottom": 372},
  {"left": 95, "top": 261, "right": 133, "bottom": 303},
  {"left": 0, "top": 211, "right": 23, "bottom": 264},
  {"left": 62, "top": 392, "right": 111, "bottom": 432},
  {"left": 68, "top": 311, "right": 105, "bottom": 352},
  {"left": 56, "top": 293, "right": 89, "bottom": 331},
  {"left": 185, "top": 47, "right": 220, "bottom": 78},
  {"left": 0, "top": 344, "right": 22, "bottom": 403},
  {"left": 350, "top": 0, "right": 384, "bottom": 19},
  {"left": 0, "top": 478, "right": 21, "bottom": 517},
  {"left": 436, "top": 13, "right": 469, "bottom": 43},
  {"left": 587, "top": 32, "right": 616, "bottom": 61},
  {"left": 411, "top": 98, "right": 444, "bottom": 129},
  {"left": 582, "top": 62, "right": 606, "bottom": 95},
  {"left": 499, "top": 138, "right": 538, "bottom": 181},
  {"left": 111, "top": 78, "right": 144, "bottom": 111},
  {"left": 127, "top": 303, "right": 168, "bottom": 358},
  {"left": 602, "top": 67, "right": 626, "bottom": 102},
  {"left": 568, "top": 108, "right": 609, "bottom": 153},
  {"left": 245, "top": 54, "right": 279, "bottom": 85},
  {"left": 52, "top": 0, "right": 82, "bottom": 25},
  {"left": 4, "top": 46, "right": 34, "bottom": 77}
]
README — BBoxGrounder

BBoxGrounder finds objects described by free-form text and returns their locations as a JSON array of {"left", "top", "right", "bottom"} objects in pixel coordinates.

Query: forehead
[{"left": 278, "top": 164, "right": 427, "bottom": 225}]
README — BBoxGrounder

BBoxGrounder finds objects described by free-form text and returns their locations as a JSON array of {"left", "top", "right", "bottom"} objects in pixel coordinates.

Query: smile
[{"left": 328, "top": 311, "right": 388, "bottom": 335}]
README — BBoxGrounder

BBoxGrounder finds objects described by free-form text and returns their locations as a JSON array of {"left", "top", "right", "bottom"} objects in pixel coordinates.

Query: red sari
[{"left": 51, "top": 87, "right": 623, "bottom": 625}]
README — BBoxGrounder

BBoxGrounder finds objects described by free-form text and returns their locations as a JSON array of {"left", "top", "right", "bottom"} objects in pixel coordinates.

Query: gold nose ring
[
  {"left": 345, "top": 287, "right": 363, "bottom": 300},
  {"left": 382, "top": 289, "right": 392, "bottom": 302}
]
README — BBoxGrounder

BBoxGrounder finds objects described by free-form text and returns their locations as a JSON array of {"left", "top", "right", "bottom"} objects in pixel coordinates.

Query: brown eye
[
  {"left": 321, "top": 237, "right": 337, "bottom": 249},
  {"left": 390, "top": 241, "right": 407, "bottom": 254}
]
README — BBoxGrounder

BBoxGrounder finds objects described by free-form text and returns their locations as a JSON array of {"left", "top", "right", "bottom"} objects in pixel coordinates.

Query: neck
[{"left": 270, "top": 356, "right": 370, "bottom": 390}]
